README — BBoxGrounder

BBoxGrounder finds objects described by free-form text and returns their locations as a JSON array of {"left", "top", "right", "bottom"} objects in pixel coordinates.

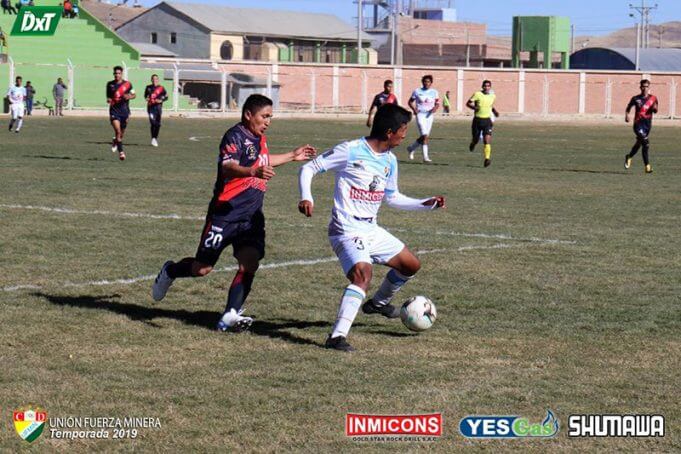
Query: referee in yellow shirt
[{"left": 466, "top": 80, "right": 499, "bottom": 167}]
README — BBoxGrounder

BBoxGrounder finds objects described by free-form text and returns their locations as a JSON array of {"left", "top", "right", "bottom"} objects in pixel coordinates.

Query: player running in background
[
  {"left": 625, "top": 79, "right": 658, "bottom": 174},
  {"left": 366, "top": 79, "right": 398, "bottom": 127},
  {"left": 144, "top": 74, "right": 168, "bottom": 147},
  {"left": 6, "top": 76, "right": 26, "bottom": 133},
  {"left": 467, "top": 80, "right": 499, "bottom": 168},
  {"left": 152, "top": 94, "right": 316, "bottom": 332},
  {"left": 106, "top": 65, "right": 136, "bottom": 161},
  {"left": 298, "top": 104, "right": 445, "bottom": 352},
  {"left": 407, "top": 75, "right": 440, "bottom": 163}
]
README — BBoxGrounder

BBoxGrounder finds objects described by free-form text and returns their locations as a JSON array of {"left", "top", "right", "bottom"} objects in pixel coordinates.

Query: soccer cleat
[
  {"left": 15, "top": 129, "right": 20, "bottom": 134},
  {"left": 408, "top": 151, "right": 415, "bottom": 160},
  {"left": 151, "top": 138, "right": 158, "bottom": 147},
  {"left": 645, "top": 164, "right": 653, "bottom": 174},
  {"left": 362, "top": 299, "right": 400, "bottom": 318},
  {"left": 484, "top": 158, "right": 491, "bottom": 167},
  {"left": 8, "top": 125, "right": 12, "bottom": 132},
  {"left": 624, "top": 154, "right": 632, "bottom": 169},
  {"left": 469, "top": 142, "right": 475, "bottom": 152},
  {"left": 152, "top": 260, "right": 175, "bottom": 301},
  {"left": 111, "top": 143, "right": 117, "bottom": 153},
  {"left": 325, "top": 335, "right": 355, "bottom": 352},
  {"left": 216, "top": 309, "right": 254, "bottom": 332},
  {"left": 423, "top": 158, "right": 432, "bottom": 163},
  {"left": 119, "top": 151, "right": 126, "bottom": 161}
]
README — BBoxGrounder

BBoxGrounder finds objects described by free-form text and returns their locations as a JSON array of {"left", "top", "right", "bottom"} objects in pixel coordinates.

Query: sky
[{"left": 138, "top": 0, "right": 681, "bottom": 36}]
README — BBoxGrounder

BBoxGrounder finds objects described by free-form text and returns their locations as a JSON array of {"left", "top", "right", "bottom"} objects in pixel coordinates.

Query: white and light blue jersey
[
  {"left": 410, "top": 87, "right": 439, "bottom": 113},
  {"left": 307, "top": 138, "right": 399, "bottom": 235},
  {"left": 6, "top": 86, "right": 26, "bottom": 105}
]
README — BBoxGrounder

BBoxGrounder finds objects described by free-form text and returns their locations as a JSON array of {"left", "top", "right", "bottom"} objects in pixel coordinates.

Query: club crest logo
[
  {"left": 13, "top": 407, "right": 47, "bottom": 443},
  {"left": 369, "top": 175, "right": 380, "bottom": 192}
]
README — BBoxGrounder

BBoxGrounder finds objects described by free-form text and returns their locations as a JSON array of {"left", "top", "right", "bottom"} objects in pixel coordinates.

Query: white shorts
[
  {"left": 416, "top": 112, "right": 434, "bottom": 136},
  {"left": 10, "top": 103, "right": 25, "bottom": 119},
  {"left": 330, "top": 226, "right": 405, "bottom": 275}
]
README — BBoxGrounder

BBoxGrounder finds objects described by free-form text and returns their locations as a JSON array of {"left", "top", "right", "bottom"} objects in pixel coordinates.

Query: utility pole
[
  {"left": 357, "top": 0, "right": 363, "bottom": 61},
  {"left": 629, "top": 1, "right": 658, "bottom": 49}
]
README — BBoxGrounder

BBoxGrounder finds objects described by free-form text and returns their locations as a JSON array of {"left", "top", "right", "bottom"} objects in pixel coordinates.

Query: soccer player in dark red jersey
[
  {"left": 152, "top": 94, "right": 316, "bottom": 332},
  {"left": 625, "top": 79, "right": 658, "bottom": 173},
  {"left": 144, "top": 74, "right": 168, "bottom": 147},
  {"left": 106, "top": 65, "right": 136, "bottom": 161},
  {"left": 366, "top": 79, "right": 398, "bottom": 127}
]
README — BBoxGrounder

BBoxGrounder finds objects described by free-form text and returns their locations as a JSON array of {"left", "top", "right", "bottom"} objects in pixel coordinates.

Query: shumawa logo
[{"left": 11, "top": 7, "right": 62, "bottom": 36}]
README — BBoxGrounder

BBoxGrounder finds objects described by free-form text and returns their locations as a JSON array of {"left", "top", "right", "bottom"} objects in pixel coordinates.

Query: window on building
[
  {"left": 220, "top": 41, "right": 233, "bottom": 60},
  {"left": 170, "top": 32, "right": 177, "bottom": 44},
  {"left": 150, "top": 32, "right": 157, "bottom": 44}
]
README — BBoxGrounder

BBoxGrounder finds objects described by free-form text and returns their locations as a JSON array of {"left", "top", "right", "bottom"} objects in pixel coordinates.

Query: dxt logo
[
  {"left": 459, "top": 410, "right": 559, "bottom": 438},
  {"left": 11, "top": 7, "right": 62, "bottom": 36}
]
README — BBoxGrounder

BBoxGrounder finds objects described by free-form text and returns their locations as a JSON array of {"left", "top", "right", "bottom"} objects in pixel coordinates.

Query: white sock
[
  {"left": 331, "top": 284, "right": 365, "bottom": 339},
  {"left": 16, "top": 118, "right": 23, "bottom": 131},
  {"left": 372, "top": 269, "right": 413, "bottom": 306},
  {"left": 422, "top": 144, "right": 430, "bottom": 160}
]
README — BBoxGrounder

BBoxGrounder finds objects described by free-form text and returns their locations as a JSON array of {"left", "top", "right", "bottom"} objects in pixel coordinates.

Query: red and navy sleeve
[{"left": 218, "top": 129, "right": 243, "bottom": 165}]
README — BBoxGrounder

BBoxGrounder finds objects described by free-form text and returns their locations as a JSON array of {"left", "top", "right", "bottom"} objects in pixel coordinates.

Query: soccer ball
[{"left": 400, "top": 296, "right": 437, "bottom": 332}]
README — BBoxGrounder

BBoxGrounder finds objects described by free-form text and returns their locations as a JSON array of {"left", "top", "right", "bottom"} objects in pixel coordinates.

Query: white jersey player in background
[
  {"left": 6, "top": 76, "right": 26, "bottom": 133},
  {"left": 407, "top": 75, "right": 440, "bottom": 162},
  {"left": 298, "top": 104, "right": 446, "bottom": 352}
]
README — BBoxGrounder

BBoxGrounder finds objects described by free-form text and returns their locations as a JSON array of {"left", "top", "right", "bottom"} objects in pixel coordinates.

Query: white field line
[
  {"left": 1, "top": 243, "right": 534, "bottom": 293},
  {"left": 0, "top": 204, "right": 576, "bottom": 244}
]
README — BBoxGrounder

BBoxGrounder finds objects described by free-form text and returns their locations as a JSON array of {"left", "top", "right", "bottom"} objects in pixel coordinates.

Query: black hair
[
  {"left": 370, "top": 104, "right": 412, "bottom": 140},
  {"left": 422, "top": 74, "right": 433, "bottom": 84},
  {"left": 482, "top": 80, "right": 492, "bottom": 87},
  {"left": 113, "top": 65, "right": 123, "bottom": 73},
  {"left": 151, "top": 74, "right": 159, "bottom": 79},
  {"left": 241, "top": 94, "right": 273, "bottom": 122},
  {"left": 384, "top": 79, "right": 393, "bottom": 87},
  {"left": 640, "top": 79, "right": 650, "bottom": 86},
  {"left": 15, "top": 76, "right": 22, "bottom": 81}
]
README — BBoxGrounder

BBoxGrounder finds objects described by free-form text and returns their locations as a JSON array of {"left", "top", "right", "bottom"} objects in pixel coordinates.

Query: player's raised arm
[
  {"left": 269, "top": 144, "right": 316, "bottom": 167},
  {"left": 384, "top": 162, "right": 445, "bottom": 211}
]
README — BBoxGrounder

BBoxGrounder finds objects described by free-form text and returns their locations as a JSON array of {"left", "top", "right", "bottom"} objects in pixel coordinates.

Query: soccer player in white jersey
[
  {"left": 407, "top": 75, "right": 440, "bottom": 162},
  {"left": 6, "top": 76, "right": 27, "bottom": 133},
  {"left": 298, "top": 104, "right": 446, "bottom": 352}
]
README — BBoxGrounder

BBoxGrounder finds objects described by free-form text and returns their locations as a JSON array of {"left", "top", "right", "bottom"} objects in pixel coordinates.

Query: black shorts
[
  {"left": 472, "top": 117, "right": 493, "bottom": 139},
  {"left": 633, "top": 119, "right": 652, "bottom": 140},
  {"left": 110, "top": 112, "right": 129, "bottom": 129},
  {"left": 195, "top": 210, "right": 266, "bottom": 266}
]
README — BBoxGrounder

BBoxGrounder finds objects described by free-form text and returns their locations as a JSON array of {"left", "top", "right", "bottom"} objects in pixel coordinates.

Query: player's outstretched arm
[
  {"left": 270, "top": 145, "right": 316, "bottom": 167},
  {"left": 386, "top": 191, "right": 445, "bottom": 211},
  {"left": 222, "top": 159, "right": 275, "bottom": 180}
]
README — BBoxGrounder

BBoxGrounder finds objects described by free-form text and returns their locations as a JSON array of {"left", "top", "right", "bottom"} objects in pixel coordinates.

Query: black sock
[
  {"left": 167, "top": 258, "right": 194, "bottom": 279},
  {"left": 642, "top": 144, "right": 650, "bottom": 165},
  {"left": 117, "top": 141, "right": 124, "bottom": 152},
  {"left": 224, "top": 270, "right": 255, "bottom": 314},
  {"left": 629, "top": 142, "right": 641, "bottom": 157}
]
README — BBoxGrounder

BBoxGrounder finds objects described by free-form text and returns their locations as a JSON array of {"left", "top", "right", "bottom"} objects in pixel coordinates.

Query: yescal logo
[
  {"left": 11, "top": 7, "right": 62, "bottom": 36},
  {"left": 459, "top": 410, "right": 559, "bottom": 438}
]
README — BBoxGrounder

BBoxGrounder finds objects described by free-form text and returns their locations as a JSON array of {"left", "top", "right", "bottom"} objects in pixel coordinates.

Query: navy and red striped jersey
[
  {"left": 210, "top": 123, "right": 270, "bottom": 220},
  {"left": 627, "top": 94, "right": 658, "bottom": 122},
  {"left": 144, "top": 84, "right": 168, "bottom": 106},
  {"left": 106, "top": 79, "right": 134, "bottom": 117},
  {"left": 371, "top": 91, "right": 398, "bottom": 108}
]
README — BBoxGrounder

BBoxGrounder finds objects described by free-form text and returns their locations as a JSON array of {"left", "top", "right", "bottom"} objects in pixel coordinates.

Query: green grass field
[{"left": 1, "top": 116, "right": 679, "bottom": 451}]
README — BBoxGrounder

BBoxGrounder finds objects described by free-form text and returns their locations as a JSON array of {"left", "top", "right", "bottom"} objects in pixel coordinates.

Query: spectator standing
[
  {"left": 52, "top": 77, "right": 67, "bottom": 116},
  {"left": 25, "top": 81, "right": 35, "bottom": 115}
]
